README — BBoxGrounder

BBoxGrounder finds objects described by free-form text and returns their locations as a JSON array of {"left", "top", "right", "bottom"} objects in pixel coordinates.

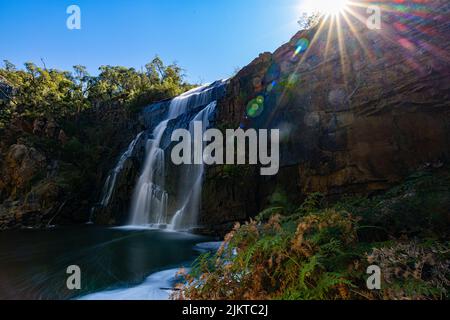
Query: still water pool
[{"left": 0, "top": 226, "right": 215, "bottom": 300}]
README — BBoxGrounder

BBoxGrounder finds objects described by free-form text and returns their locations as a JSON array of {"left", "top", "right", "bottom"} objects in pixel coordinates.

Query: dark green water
[{"left": 0, "top": 226, "right": 212, "bottom": 300}]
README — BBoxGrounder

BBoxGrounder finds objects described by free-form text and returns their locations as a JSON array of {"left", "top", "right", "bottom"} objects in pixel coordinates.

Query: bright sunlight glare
[{"left": 302, "top": 0, "right": 350, "bottom": 17}]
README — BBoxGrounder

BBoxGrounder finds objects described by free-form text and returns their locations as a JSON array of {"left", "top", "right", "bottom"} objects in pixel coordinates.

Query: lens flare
[
  {"left": 294, "top": 38, "right": 310, "bottom": 56},
  {"left": 303, "top": 0, "right": 349, "bottom": 17},
  {"left": 246, "top": 96, "right": 265, "bottom": 118}
]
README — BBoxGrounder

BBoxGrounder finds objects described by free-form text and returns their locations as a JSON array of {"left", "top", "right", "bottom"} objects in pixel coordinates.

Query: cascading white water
[
  {"left": 100, "top": 132, "right": 144, "bottom": 208},
  {"left": 168, "top": 84, "right": 211, "bottom": 119},
  {"left": 170, "top": 101, "right": 217, "bottom": 230},
  {"left": 129, "top": 121, "right": 169, "bottom": 226},
  {"left": 124, "top": 80, "right": 227, "bottom": 230}
]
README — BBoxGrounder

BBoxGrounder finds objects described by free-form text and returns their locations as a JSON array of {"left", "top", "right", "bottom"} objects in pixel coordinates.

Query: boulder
[{"left": 3, "top": 144, "right": 46, "bottom": 198}]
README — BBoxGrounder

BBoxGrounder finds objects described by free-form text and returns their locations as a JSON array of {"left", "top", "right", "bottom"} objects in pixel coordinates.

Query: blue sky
[{"left": 0, "top": 0, "right": 304, "bottom": 83}]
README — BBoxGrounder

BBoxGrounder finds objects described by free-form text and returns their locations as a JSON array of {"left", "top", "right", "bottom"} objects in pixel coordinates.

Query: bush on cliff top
[{"left": 0, "top": 57, "right": 193, "bottom": 128}]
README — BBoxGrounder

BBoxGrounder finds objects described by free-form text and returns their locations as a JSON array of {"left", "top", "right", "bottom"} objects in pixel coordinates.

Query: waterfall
[
  {"left": 127, "top": 81, "right": 226, "bottom": 230},
  {"left": 129, "top": 120, "right": 170, "bottom": 226},
  {"left": 95, "top": 80, "right": 227, "bottom": 230},
  {"left": 99, "top": 132, "right": 144, "bottom": 208},
  {"left": 169, "top": 101, "right": 217, "bottom": 230},
  {"left": 168, "top": 83, "right": 211, "bottom": 119}
]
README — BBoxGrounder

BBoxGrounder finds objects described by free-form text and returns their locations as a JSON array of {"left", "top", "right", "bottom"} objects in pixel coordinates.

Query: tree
[
  {"left": 0, "top": 56, "right": 193, "bottom": 126},
  {"left": 297, "top": 12, "right": 321, "bottom": 30},
  {"left": 3, "top": 60, "right": 16, "bottom": 72}
]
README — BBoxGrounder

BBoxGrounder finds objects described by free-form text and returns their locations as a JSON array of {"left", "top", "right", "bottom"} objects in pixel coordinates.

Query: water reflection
[{"left": 0, "top": 226, "right": 211, "bottom": 300}]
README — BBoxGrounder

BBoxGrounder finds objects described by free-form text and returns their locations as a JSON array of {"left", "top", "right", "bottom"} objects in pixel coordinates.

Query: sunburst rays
[{"left": 243, "top": 0, "right": 449, "bottom": 128}]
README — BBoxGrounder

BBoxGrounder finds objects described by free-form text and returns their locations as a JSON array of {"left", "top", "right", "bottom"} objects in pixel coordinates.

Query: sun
[{"left": 303, "top": 0, "right": 349, "bottom": 17}]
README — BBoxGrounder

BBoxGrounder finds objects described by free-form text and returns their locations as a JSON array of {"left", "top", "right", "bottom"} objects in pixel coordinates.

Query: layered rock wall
[{"left": 201, "top": 0, "right": 450, "bottom": 232}]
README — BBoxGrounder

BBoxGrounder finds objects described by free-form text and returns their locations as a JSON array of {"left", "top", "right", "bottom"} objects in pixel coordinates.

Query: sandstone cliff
[
  {"left": 0, "top": 108, "right": 142, "bottom": 229},
  {"left": 200, "top": 0, "right": 450, "bottom": 232}
]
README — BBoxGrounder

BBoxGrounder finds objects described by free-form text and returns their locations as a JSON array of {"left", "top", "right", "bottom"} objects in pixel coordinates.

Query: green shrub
[{"left": 176, "top": 170, "right": 450, "bottom": 300}]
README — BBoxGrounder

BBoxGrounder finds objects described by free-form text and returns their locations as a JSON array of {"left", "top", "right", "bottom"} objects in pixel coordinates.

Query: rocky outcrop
[
  {"left": 0, "top": 180, "right": 63, "bottom": 229},
  {"left": 201, "top": 0, "right": 450, "bottom": 231},
  {"left": 1, "top": 144, "right": 46, "bottom": 198},
  {"left": 0, "top": 102, "right": 142, "bottom": 229},
  {"left": 0, "top": 143, "right": 61, "bottom": 229}
]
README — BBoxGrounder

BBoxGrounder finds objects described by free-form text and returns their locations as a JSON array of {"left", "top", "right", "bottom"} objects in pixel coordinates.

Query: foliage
[
  {"left": 175, "top": 170, "right": 450, "bottom": 300},
  {"left": 297, "top": 12, "right": 321, "bottom": 30},
  {"left": 335, "top": 170, "right": 450, "bottom": 240},
  {"left": 256, "top": 189, "right": 298, "bottom": 222},
  {"left": 367, "top": 241, "right": 449, "bottom": 300},
  {"left": 0, "top": 57, "right": 193, "bottom": 127},
  {"left": 175, "top": 211, "right": 360, "bottom": 300},
  {"left": 0, "top": 56, "right": 195, "bottom": 222}
]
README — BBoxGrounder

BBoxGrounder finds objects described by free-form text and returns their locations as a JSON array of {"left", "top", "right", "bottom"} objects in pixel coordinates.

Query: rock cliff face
[
  {"left": 0, "top": 106, "right": 141, "bottom": 229},
  {"left": 3, "top": 1, "right": 448, "bottom": 233},
  {"left": 200, "top": 0, "right": 450, "bottom": 232}
]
